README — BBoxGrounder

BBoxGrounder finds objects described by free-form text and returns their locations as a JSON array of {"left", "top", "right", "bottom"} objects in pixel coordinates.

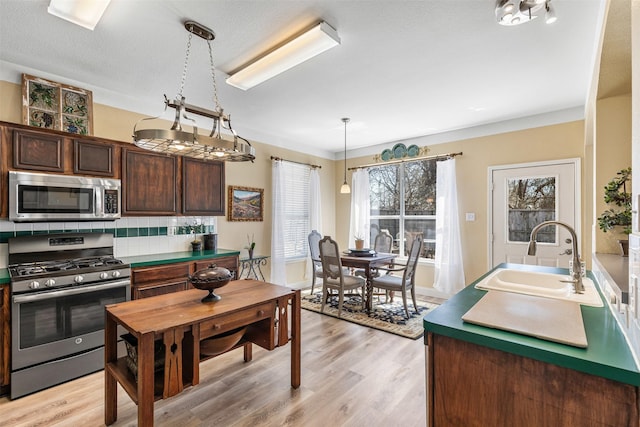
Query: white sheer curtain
[
  {"left": 309, "top": 168, "right": 322, "bottom": 234},
  {"left": 270, "top": 161, "right": 287, "bottom": 285},
  {"left": 307, "top": 168, "right": 322, "bottom": 280},
  {"left": 434, "top": 158, "right": 465, "bottom": 295},
  {"left": 348, "top": 169, "right": 371, "bottom": 248}
]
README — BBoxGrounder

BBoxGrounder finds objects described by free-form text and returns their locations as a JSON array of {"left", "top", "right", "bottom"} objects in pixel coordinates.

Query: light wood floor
[{"left": 1, "top": 308, "right": 428, "bottom": 427}]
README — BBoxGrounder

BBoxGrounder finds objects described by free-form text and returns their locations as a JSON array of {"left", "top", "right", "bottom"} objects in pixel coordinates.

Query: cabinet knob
[
  {"left": 214, "top": 324, "right": 220, "bottom": 330},
  {"left": 257, "top": 310, "right": 265, "bottom": 316}
]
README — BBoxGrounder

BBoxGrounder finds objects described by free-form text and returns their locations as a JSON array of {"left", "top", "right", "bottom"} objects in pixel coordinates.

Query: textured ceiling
[{"left": 0, "top": 0, "right": 614, "bottom": 159}]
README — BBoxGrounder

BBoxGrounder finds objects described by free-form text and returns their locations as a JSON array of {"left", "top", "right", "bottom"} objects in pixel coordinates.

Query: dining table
[{"left": 340, "top": 251, "right": 397, "bottom": 313}]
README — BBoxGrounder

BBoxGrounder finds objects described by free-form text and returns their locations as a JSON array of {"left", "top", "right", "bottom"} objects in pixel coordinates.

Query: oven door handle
[{"left": 12, "top": 279, "right": 130, "bottom": 303}]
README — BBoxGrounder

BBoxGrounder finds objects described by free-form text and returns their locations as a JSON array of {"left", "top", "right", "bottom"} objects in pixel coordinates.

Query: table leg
[
  {"left": 365, "top": 266, "right": 373, "bottom": 314},
  {"left": 104, "top": 314, "right": 118, "bottom": 425},
  {"left": 243, "top": 342, "right": 253, "bottom": 362},
  {"left": 291, "top": 290, "right": 301, "bottom": 389},
  {"left": 137, "top": 332, "right": 156, "bottom": 427}
]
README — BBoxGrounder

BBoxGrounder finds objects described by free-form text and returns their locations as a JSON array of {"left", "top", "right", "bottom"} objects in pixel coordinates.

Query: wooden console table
[{"left": 104, "top": 280, "right": 300, "bottom": 427}]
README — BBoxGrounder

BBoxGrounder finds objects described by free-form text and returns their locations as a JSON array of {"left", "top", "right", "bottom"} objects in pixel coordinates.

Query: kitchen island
[
  {"left": 105, "top": 279, "right": 300, "bottom": 427},
  {"left": 423, "top": 263, "right": 639, "bottom": 426}
]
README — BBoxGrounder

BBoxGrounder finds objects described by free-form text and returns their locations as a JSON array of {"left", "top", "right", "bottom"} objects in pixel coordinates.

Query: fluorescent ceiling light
[
  {"left": 48, "top": 0, "right": 111, "bottom": 30},
  {"left": 226, "top": 21, "right": 340, "bottom": 91}
]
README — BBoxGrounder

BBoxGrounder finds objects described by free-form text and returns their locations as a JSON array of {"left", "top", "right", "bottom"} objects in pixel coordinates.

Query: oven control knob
[
  {"left": 112, "top": 271, "right": 121, "bottom": 278},
  {"left": 74, "top": 275, "right": 84, "bottom": 284},
  {"left": 100, "top": 272, "right": 109, "bottom": 280},
  {"left": 44, "top": 279, "right": 56, "bottom": 287},
  {"left": 29, "top": 281, "right": 40, "bottom": 289}
]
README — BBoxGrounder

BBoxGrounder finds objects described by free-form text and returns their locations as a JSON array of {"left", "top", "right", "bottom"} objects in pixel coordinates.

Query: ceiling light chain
[
  {"left": 178, "top": 32, "right": 193, "bottom": 100},
  {"left": 207, "top": 39, "right": 222, "bottom": 114}
]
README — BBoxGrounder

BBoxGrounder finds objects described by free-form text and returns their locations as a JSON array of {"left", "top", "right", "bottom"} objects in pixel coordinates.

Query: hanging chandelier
[{"left": 133, "top": 21, "right": 255, "bottom": 162}]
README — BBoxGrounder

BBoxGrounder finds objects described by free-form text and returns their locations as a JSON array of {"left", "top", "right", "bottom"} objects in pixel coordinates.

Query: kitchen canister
[{"left": 204, "top": 233, "right": 217, "bottom": 251}]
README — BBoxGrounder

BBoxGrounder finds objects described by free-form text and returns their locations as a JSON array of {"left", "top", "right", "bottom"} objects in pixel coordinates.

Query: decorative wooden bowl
[
  {"left": 200, "top": 327, "right": 247, "bottom": 356},
  {"left": 188, "top": 263, "right": 234, "bottom": 302}
]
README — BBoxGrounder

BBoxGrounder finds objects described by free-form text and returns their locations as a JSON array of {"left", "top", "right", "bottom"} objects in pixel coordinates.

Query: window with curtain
[
  {"left": 281, "top": 162, "right": 311, "bottom": 259},
  {"left": 368, "top": 159, "right": 437, "bottom": 259}
]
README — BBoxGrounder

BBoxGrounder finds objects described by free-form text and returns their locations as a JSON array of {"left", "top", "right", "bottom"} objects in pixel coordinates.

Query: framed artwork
[
  {"left": 228, "top": 186, "right": 264, "bottom": 222},
  {"left": 22, "top": 74, "right": 93, "bottom": 135}
]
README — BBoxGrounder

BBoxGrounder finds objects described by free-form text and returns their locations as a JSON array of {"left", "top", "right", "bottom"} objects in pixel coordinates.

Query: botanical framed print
[
  {"left": 228, "top": 186, "right": 264, "bottom": 221},
  {"left": 22, "top": 74, "right": 93, "bottom": 135}
]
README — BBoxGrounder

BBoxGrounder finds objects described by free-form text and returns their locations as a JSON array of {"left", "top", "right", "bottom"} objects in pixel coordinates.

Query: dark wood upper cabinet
[
  {"left": 182, "top": 158, "right": 225, "bottom": 216},
  {"left": 123, "top": 148, "right": 178, "bottom": 215},
  {"left": 1, "top": 121, "right": 228, "bottom": 218},
  {"left": 13, "top": 129, "right": 64, "bottom": 172},
  {"left": 74, "top": 139, "right": 114, "bottom": 176}
]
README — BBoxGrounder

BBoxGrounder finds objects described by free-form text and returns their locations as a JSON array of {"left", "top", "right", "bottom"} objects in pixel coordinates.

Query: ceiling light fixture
[
  {"left": 133, "top": 21, "right": 255, "bottom": 162},
  {"left": 48, "top": 0, "right": 111, "bottom": 30},
  {"left": 340, "top": 118, "right": 351, "bottom": 194},
  {"left": 226, "top": 21, "right": 340, "bottom": 91},
  {"left": 495, "top": 0, "right": 558, "bottom": 26}
]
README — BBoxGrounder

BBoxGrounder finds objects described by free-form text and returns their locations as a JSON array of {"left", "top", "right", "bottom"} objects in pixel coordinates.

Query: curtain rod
[
  {"left": 270, "top": 156, "right": 322, "bottom": 169},
  {"left": 348, "top": 151, "right": 463, "bottom": 171}
]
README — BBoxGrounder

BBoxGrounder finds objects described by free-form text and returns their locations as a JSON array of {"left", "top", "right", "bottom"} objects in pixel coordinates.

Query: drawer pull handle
[
  {"left": 214, "top": 324, "right": 221, "bottom": 330},
  {"left": 257, "top": 310, "right": 265, "bottom": 316}
]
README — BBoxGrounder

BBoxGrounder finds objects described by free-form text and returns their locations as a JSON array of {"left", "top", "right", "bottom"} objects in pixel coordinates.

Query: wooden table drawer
[
  {"left": 200, "top": 301, "right": 275, "bottom": 339},
  {"left": 132, "top": 262, "right": 191, "bottom": 284}
]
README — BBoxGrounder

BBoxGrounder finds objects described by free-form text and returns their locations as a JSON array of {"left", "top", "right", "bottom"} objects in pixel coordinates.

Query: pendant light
[
  {"left": 340, "top": 117, "right": 351, "bottom": 194},
  {"left": 133, "top": 21, "right": 255, "bottom": 162}
]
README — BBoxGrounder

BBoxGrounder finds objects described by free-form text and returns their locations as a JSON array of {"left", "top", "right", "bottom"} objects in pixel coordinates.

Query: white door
[{"left": 490, "top": 159, "right": 579, "bottom": 268}]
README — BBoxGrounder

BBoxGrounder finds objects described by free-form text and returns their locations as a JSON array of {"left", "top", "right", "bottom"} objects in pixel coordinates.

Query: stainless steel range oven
[{"left": 8, "top": 233, "right": 130, "bottom": 399}]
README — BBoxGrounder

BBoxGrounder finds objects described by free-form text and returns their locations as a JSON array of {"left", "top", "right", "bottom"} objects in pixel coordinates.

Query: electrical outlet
[{"left": 465, "top": 212, "right": 475, "bottom": 221}]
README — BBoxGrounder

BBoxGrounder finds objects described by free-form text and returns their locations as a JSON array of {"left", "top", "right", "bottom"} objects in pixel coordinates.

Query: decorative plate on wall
[
  {"left": 407, "top": 144, "right": 420, "bottom": 157},
  {"left": 392, "top": 143, "right": 407, "bottom": 159}
]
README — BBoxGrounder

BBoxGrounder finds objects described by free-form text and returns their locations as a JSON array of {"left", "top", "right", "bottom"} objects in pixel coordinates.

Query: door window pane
[{"left": 507, "top": 176, "right": 556, "bottom": 243}]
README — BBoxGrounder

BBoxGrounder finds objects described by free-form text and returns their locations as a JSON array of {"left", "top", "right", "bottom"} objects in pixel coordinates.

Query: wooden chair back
[{"left": 374, "top": 229, "right": 393, "bottom": 253}]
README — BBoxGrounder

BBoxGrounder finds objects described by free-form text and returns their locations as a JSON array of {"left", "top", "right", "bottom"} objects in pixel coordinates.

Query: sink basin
[{"left": 475, "top": 268, "right": 603, "bottom": 307}]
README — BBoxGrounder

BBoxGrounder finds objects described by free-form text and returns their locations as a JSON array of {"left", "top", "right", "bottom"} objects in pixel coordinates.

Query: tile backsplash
[{"left": 0, "top": 216, "right": 218, "bottom": 267}]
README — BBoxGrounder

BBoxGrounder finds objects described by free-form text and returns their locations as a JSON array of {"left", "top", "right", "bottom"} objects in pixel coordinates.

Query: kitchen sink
[{"left": 475, "top": 268, "right": 603, "bottom": 307}]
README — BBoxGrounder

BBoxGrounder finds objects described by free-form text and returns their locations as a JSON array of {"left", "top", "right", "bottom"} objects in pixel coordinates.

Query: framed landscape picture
[
  {"left": 22, "top": 74, "right": 93, "bottom": 135},
  {"left": 228, "top": 186, "right": 264, "bottom": 221}
]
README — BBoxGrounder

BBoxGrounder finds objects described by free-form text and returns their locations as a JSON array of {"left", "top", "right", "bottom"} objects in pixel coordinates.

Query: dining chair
[
  {"left": 354, "top": 229, "right": 394, "bottom": 278},
  {"left": 371, "top": 234, "right": 423, "bottom": 317},
  {"left": 319, "top": 236, "right": 365, "bottom": 317},
  {"left": 308, "top": 230, "right": 323, "bottom": 294}
]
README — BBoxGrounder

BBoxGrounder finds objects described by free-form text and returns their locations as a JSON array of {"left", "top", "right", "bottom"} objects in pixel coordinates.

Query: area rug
[{"left": 301, "top": 291, "right": 440, "bottom": 339}]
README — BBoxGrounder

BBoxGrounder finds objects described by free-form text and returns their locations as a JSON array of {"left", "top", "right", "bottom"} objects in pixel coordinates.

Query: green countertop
[
  {"left": 0, "top": 268, "right": 9, "bottom": 285},
  {"left": 423, "top": 263, "right": 640, "bottom": 386},
  {"left": 120, "top": 249, "right": 240, "bottom": 268}
]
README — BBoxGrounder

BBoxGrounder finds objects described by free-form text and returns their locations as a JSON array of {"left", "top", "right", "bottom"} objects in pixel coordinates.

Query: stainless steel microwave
[{"left": 9, "top": 171, "right": 121, "bottom": 222}]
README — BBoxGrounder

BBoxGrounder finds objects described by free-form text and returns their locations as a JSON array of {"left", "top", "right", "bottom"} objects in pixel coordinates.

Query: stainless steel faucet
[{"left": 527, "top": 220, "right": 584, "bottom": 294}]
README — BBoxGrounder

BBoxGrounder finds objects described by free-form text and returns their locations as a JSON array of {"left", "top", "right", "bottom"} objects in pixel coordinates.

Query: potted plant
[
  {"left": 354, "top": 234, "right": 365, "bottom": 250},
  {"left": 597, "top": 167, "right": 631, "bottom": 256},
  {"left": 188, "top": 221, "right": 203, "bottom": 252},
  {"left": 246, "top": 234, "right": 256, "bottom": 259}
]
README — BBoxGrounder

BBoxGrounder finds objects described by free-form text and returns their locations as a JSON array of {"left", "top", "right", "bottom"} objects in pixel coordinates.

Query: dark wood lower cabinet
[
  {"left": 131, "top": 255, "right": 239, "bottom": 300},
  {"left": 427, "top": 333, "right": 639, "bottom": 427}
]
